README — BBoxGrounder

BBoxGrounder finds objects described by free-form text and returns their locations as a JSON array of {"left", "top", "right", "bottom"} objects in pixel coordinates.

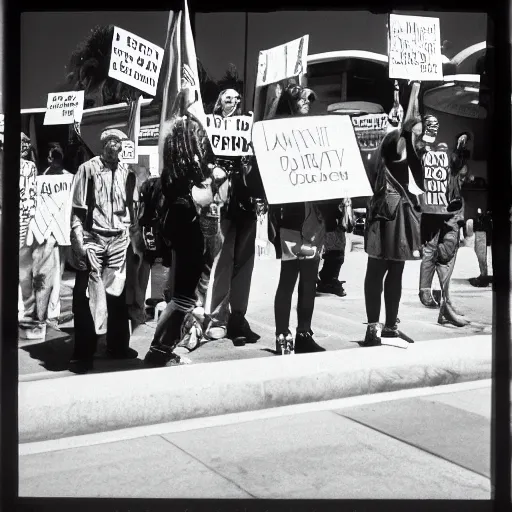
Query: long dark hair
[{"left": 160, "top": 114, "right": 215, "bottom": 196}]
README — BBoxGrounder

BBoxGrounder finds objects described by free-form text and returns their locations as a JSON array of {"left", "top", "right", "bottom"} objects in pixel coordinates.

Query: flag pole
[{"left": 243, "top": 11, "right": 249, "bottom": 113}]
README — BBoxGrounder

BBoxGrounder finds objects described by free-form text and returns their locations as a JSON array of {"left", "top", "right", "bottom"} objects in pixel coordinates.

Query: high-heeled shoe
[{"left": 276, "top": 331, "right": 294, "bottom": 355}]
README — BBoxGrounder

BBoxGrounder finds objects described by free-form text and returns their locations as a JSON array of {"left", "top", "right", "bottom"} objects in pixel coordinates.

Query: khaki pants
[{"left": 19, "top": 236, "right": 67, "bottom": 323}]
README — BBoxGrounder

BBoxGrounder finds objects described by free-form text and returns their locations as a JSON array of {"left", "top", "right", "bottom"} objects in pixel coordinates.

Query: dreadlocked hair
[{"left": 161, "top": 114, "right": 215, "bottom": 198}]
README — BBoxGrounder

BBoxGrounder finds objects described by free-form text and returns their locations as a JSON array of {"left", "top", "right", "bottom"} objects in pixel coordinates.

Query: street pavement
[
  {"left": 19, "top": 379, "right": 493, "bottom": 499},
  {"left": 18, "top": 234, "right": 493, "bottom": 378}
]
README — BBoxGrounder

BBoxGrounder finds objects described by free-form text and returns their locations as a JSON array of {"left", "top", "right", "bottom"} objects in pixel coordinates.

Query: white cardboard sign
[
  {"left": 256, "top": 35, "right": 309, "bottom": 88},
  {"left": 30, "top": 174, "right": 74, "bottom": 246},
  {"left": 388, "top": 14, "right": 443, "bottom": 81},
  {"left": 252, "top": 115, "right": 373, "bottom": 204},
  {"left": 205, "top": 115, "right": 254, "bottom": 157},
  {"left": 108, "top": 26, "right": 164, "bottom": 97},
  {"left": 43, "top": 91, "right": 85, "bottom": 125}
]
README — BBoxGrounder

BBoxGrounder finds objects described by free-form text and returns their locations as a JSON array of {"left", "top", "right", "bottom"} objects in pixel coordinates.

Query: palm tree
[{"left": 63, "top": 25, "right": 142, "bottom": 109}]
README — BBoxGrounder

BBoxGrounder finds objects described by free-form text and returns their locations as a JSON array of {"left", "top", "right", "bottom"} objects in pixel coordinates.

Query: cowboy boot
[
  {"left": 419, "top": 288, "right": 440, "bottom": 308},
  {"left": 438, "top": 300, "right": 469, "bottom": 327}
]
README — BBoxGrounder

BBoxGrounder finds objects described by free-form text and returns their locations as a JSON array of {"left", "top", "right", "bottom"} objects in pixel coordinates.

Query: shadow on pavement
[{"left": 20, "top": 327, "right": 147, "bottom": 375}]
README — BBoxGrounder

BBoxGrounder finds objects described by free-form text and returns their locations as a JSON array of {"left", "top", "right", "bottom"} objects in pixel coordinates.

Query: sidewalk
[
  {"left": 17, "top": 236, "right": 493, "bottom": 443},
  {"left": 18, "top": 235, "right": 493, "bottom": 378},
  {"left": 19, "top": 380, "right": 492, "bottom": 500}
]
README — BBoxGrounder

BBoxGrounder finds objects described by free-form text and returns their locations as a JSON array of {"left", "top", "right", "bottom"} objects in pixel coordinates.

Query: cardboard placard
[
  {"left": 388, "top": 14, "right": 443, "bottom": 81},
  {"left": 253, "top": 35, "right": 309, "bottom": 123},
  {"left": 256, "top": 35, "right": 309, "bottom": 88},
  {"left": 205, "top": 115, "right": 254, "bottom": 157},
  {"left": 109, "top": 26, "right": 164, "bottom": 97},
  {"left": 351, "top": 113, "right": 389, "bottom": 151},
  {"left": 120, "top": 140, "right": 137, "bottom": 163},
  {"left": 252, "top": 115, "right": 372, "bottom": 204},
  {"left": 43, "top": 91, "right": 85, "bottom": 126},
  {"left": 29, "top": 174, "right": 74, "bottom": 246},
  {"left": 421, "top": 150, "right": 450, "bottom": 208}
]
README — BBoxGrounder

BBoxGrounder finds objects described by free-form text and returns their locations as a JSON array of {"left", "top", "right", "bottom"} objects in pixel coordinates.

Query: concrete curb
[{"left": 19, "top": 335, "right": 491, "bottom": 443}]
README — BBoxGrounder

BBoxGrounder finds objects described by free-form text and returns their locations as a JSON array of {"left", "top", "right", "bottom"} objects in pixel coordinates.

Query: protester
[
  {"left": 143, "top": 86, "right": 229, "bottom": 366},
  {"left": 406, "top": 84, "right": 471, "bottom": 326},
  {"left": 19, "top": 133, "right": 42, "bottom": 339},
  {"left": 469, "top": 208, "right": 492, "bottom": 287},
  {"left": 268, "top": 82, "right": 328, "bottom": 355},
  {"left": 360, "top": 83, "right": 424, "bottom": 347},
  {"left": 316, "top": 198, "right": 353, "bottom": 297},
  {"left": 201, "top": 89, "right": 265, "bottom": 345},
  {"left": 68, "top": 128, "right": 138, "bottom": 373},
  {"left": 30, "top": 143, "right": 73, "bottom": 330}
]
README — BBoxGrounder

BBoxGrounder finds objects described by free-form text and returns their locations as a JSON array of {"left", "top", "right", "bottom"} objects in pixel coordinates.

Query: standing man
[
  {"left": 31, "top": 144, "right": 74, "bottom": 329},
  {"left": 19, "top": 133, "right": 41, "bottom": 338},
  {"left": 68, "top": 129, "right": 138, "bottom": 373},
  {"left": 406, "top": 84, "right": 470, "bottom": 326}
]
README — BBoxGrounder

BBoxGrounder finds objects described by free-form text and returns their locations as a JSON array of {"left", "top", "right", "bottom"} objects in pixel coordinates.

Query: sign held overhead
[
  {"left": 388, "top": 14, "right": 443, "bottom": 81},
  {"left": 43, "top": 91, "right": 84, "bottom": 125},
  {"left": 109, "top": 26, "right": 164, "bottom": 97}
]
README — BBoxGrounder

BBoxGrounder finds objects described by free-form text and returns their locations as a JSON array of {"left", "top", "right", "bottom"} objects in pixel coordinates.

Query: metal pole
[{"left": 243, "top": 11, "right": 249, "bottom": 113}]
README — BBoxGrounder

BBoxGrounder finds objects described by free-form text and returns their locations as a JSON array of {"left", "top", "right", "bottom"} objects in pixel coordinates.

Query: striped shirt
[
  {"left": 20, "top": 158, "right": 37, "bottom": 247},
  {"left": 72, "top": 156, "right": 135, "bottom": 233}
]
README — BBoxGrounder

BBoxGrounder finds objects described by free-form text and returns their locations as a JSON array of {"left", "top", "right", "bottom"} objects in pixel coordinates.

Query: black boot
[
  {"left": 295, "top": 330, "right": 326, "bottom": 354},
  {"left": 144, "top": 345, "right": 182, "bottom": 367},
  {"left": 227, "top": 312, "right": 260, "bottom": 345}
]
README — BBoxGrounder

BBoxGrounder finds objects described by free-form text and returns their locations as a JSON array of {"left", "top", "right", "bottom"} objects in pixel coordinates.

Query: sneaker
[
  {"left": 68, "top": 359, "right": 94, "bottom": 374},
  {"left": 228, "top": 313, "right": 261, "bottom": 345},
  {"left": 317, "top": 280, "right": 347, "bottom": 297},
  {"left": 106, "top": 347, "right": 139, "bottom": 360},
  {"left": 359, "top": 323, "right": 382, "bottom": 347},
  {"left": 275, "top": 331, "right": 294, "bottom": 355},
  {"left": 295, "top": 330, "right": 325, "bottom": 354}
]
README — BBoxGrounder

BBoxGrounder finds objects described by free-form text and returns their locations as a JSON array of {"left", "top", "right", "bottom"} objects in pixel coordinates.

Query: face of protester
[
  {"left": 48, "top": 150, "right": 64, "bottom": 170},
  {"left": 21, "top": 136, "right": 31, "bottom": 159},
  {"left": 220, "top": 89, "right": 241, "bottom": 117},
  {"left": 102, "top": 136, "right": 123, "bottom": 164},
  {"left": 296, "top": 96, "right": 311, "bottom": 115}
]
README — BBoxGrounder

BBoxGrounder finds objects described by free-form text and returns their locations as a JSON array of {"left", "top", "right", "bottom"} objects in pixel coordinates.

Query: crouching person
[{"left": 68, "top": 129, "right": 138, "bottom": 374}]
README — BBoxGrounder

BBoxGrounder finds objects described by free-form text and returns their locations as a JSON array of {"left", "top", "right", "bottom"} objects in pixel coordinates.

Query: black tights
[
  {"left": 274, "top": 258, "right": 320, "bottom": 335},
  {"left": 364, "top": 257, "right": 405, "bottom": 327}
]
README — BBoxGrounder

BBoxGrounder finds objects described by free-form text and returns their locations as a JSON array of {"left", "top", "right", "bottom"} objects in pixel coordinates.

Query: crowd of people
[{"left": 18, "top": 77, "right": 487, "bottom": 374}]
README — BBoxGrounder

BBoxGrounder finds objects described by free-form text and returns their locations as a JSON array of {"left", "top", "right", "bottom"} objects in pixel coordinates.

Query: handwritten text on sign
[
  {"left": 422, "top": 151, "right": 449, "bottom": 207},
  {"left": 351, "top": 114, "right": 389, "bottom": 151},
  {"left": 388, "top": 14, "right": 443, "bottom": 81},
  {"left": 256, "top": 35, "right": 309, "bottom": 88},
  {"left": 30, "top": 174, "right": 74, "bottom": 246},
  {"left": 252, "top": 115, "right": 372, "bottom": 204},
  {"left": 109, "top": 27, "right": 164, "bottom": 97},
  {"left": 43, "top": 91, "right": 85, "bottom": 126},
  {"left": 205, "top": 115, "right": 254, "bottom": 157}
]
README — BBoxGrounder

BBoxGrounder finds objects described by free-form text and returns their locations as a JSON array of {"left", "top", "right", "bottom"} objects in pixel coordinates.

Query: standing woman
[
  {"left": 268, "top": 82, "right": 327, "bottom": 355},
  {"left": 361, "top": 86, "right": 424, "bottom": 346},
  {"left": 201, "top": 89, "right": 265, "bottom": 344}
]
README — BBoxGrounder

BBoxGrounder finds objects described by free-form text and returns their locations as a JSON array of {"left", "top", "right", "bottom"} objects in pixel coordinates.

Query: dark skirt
[{"left": 364, "top": 199, "right": 422, "bottom": 261}]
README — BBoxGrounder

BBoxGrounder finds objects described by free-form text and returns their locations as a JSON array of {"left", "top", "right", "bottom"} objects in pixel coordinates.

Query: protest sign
[
  {"left": 29, "top": 174, "right": 74, "bottom": 246},
  {"left": 252, "top": 115, "right": 372, "bottom": 204},
  {"left": 388, "top": 14, "right": 443, "bottom": 81},
  {"left": 205, "top": 114, "right": 254, "bottom": 157},
  {"left": 43, "top": 91, "right": 85, "bottom": 126},
  {"left": 253, "top": 35, "right": 309, "bottom": 123},
  {"left": 351, "top": 113, "right": 389, "bottom": 151},
  {"left": 420, "top": 150, "right": 450, "bottom": 209},
  {"left": 109, "top": 26, "right": 164, "bottom": 97}
]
